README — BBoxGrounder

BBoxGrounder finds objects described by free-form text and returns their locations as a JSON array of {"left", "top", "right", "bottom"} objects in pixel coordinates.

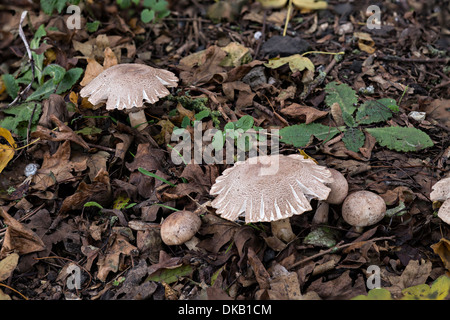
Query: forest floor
[{"left": 0, "top": 0, "right": 449, "bottom": 301}]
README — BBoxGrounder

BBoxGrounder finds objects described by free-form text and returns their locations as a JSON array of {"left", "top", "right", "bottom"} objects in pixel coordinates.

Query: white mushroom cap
[
  {"left": 341, "top": 191, "right": 386, "bottom": 230},
  {"left": 325, "top": 168, "right": 348, "bottom": 205},
  {"left": 160, "top": 210, "right": 201, "bottom": 246},
  {"left": 437, "top": 199, "right": 450, "bottom": 225},
  {"left": 79, "top": 63, "right": 178, "bottom": 111},
  {"left": 210, "top": 154, "right": 333, "bottom": 223},
  {"left": 430, "top": 177, "right": 450, "bottom": 202}
]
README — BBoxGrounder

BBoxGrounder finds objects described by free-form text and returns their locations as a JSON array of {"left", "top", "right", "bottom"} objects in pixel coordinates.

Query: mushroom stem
[
  {"left": 129, "top": 109, "right": 148, "bottom": 130},
  {"left": 184, "top": 236, "right": 200, "bottom": 251},
  {"left": 312, "top": 201, "right": 329, "bottom": 225},
  {"left": 271, "top": 218, "right": 296, "bottom": 243}
]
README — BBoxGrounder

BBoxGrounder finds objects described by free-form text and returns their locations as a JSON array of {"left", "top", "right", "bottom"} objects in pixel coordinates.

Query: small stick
[
  {"left": 288, "top": 236, "right": 395, "bottom": 270},
  {"left": 6, "top": 11, "right": 35, "bottom": 108}
]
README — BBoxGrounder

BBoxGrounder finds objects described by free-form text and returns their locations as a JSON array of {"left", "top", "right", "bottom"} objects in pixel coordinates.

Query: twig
[
  {"left": 6, "top": 11, "right": 35, "bottom": 108},
  {"left": 288, "top": 236, "right": 395, "bottom": 270}
]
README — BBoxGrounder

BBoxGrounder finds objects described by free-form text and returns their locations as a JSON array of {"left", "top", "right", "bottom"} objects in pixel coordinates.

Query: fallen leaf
[
  {"left": 0, "top": 127, "right": 16, "bottom": 173},
  {"left": 265, "top": 54, "right": 315, "bottom": 73},
  {"left": 431, "top": 238, "right": 450, "bottom": 272},
  {"left": 353, "top": 32, "right": 376, "bottom": 54},
  {"left": 293, "top": 0, "right": 328, "bottom": 10},
  {"left": 0, "top": 208, "right": 46, "bottom": 258},
  {"left": 385, "top": 259, "right": 432, "bottom": 298},
  {"left": 0, "top": 252, "right": 19, "bottom": 281},
  {"left": 280, "top": 103, "right": 328, "bottom": 124}
]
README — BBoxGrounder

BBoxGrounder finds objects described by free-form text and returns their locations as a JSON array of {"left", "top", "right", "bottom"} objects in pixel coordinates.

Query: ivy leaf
[
  {"left": 356, "top": 98, "right": 398, "bottom": 125},
  {"left": 325, "top": 82, "right": 358, "bottom": 127},
  {"left": 279, "top": 123, "right": 345, "bottom": 148},
  {"left": 342, "top": 127, "right": 365, "bottom": 153},
  {"left": 366, "top": 126, "right": 434, "bottom": 152}
]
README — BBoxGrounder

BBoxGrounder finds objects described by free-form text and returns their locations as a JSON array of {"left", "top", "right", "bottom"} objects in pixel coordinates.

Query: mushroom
[
  {"left": 209, "top": 154, "right": 333, "bottom": 242},
  {"left": 430, "top": 177, "right": 450, "bottom": 225},
  {"left": 312, "top": 168, "right": 348, "bottom": 225},
  {"left": 341, "top": 191, "right": 386, "bottom": 232},
  {"left": 80, "top": 63, "right": 178, "bottom": 131},
  {"left": 160, "top": 210, "right": 202, "bottom": 250}
]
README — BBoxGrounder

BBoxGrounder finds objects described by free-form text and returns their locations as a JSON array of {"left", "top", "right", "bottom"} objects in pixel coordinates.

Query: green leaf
[
  {"left": 212, "top": 130, "right": 225, "bottom": 151},
  {"left": 42, "top": 64, "right": 66, "bottom": 84},
  {"left": 84, "top": 201, "right": 104, "bottom": 209},
  {"left": 40, "top": 0, "right": 58, "bottom": 15},
  {"left": 146, "top": 264, "right": 193, "bottom": 284},
  {"left": 366, "top": 126, "right": 434, "bottom": 152},
  {"left": 342, "top": 127, "right": 365, "bottom": 153},
  {"left": 279, "top": 123, "right": 346, "bottom": 148},
  {"left": 138, "top": 167, "right": 176, "bottom": 187},
  {"left": 194, "top": 109, "right": 210, "bottom": 121},
  {"left": 235, "top": 115, "right": 254, "bottom": 131},
  {"left": 2, "top": 74, "right": 19, "bottom": 100},
  {"left": 141, "top": 9, "right": 155, "bottom": 23},
  {"left": 324, "top": 82, "right": 358, "bottom": 127},
  {"left": 180, "top": 116, "right": 191, "bottom": 128},
  {"left": 0, "top": 102, "right": 42, "bottom": 138},
  {"left": 86, "top": 21, "right": 101, "bottom": 32},
  {"left": 355, "top": 98, "right": 398, "bottom": 125},
  {"left": 352, "top": 288, "right": 393, "bottom": 300},
  {"left": 26, "top": 79, "right": 56, "bottom": 101},
  {"left": 56, "top": 67, "right": 83, "bottom": 94}
]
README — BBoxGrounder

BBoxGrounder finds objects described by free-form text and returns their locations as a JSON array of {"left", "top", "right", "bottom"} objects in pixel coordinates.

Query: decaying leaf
[
  {"left": 431, "top": 238, "right": 450, "bottom": 272},
  {"left": 0, "top": 127, "right": 16, "bottom": 174},
  {"left": 0, "top": 253, "right": 19, "bottom": 281}
]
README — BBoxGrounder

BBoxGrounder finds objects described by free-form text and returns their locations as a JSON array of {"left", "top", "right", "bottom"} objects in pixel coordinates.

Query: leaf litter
[{"left": 0, "top": 0, "right": 449, "bottom": 301}]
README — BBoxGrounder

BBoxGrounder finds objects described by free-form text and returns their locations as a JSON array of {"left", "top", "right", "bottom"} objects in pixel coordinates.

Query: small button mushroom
[
  {"left": 80, "top": 63, "right": 178, "bottom": 131},
  {"left": 341, "top": 190, "right": 386, "bottom": 232},
  {"left": 160, "top": 210, "right": 202, "bottom": 250},
  {"left": 312, "top": 168, "right": 348, "bottom": 225},
  {"left": 430, "top": 177, "right": 450, "bottom": 225},
  {"left": 210, "top": 154, "right": 333, "bottom": 243}
]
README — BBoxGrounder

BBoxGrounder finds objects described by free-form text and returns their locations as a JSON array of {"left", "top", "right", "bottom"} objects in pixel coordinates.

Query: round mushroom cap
[
  {"left": 79, "top": 63, "right": 178, "bottom": 111},
  {"left": 341, "top": 191, "right": 386, "bottom": 228},
  {"left": 160, "top": 210, "right": 201, "bottom": 246},
  {"left": 438, "top": 199, "right": 450, "bottom": 225},
  {"left": 326, "top": 168, "right": 348, "bottom": 205},
  {"left": 430, "top": 177, "right": 450, "bottom": 202},
  {"left": 210, "top": 154, "right": 333, "bottom": 223}
]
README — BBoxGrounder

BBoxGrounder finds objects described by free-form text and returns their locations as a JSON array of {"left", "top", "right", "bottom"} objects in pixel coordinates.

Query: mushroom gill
[{"left": 210, "top": 154, "right": 333, "bottom": 223}]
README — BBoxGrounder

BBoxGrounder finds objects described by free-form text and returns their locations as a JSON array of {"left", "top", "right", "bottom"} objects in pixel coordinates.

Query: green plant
[
  {"left": 2, "top": 25, "right": 83, "bottom": 103},
  {"left": 116, "top": 0, "right": 171, "bottom": 23},
  {"left": 279, "top": 82, "right": 434, "bottom": 153},
  {"left": 40, "top": 0, "right": 80, "bottom": 15}
]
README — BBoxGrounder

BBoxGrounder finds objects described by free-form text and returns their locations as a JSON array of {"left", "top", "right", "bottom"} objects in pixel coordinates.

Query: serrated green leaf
[
  {"left": 356, "top": 98, "right": 398, "bottom": 125},
  {"left": 366, "top": 126, "right": 434, "bottom": 152},
  {"left": 279, "top": 123, "right": 345, "bottom": 148},
  {"left": 325, "top": 82, "right": 358, "bottom": 127},
  {"left": 264, "top": 54, "right": 314, "bottom": 73},
  {"left": 56, "top": 67, "right": 83, "bottom": 94},
  {"left": 2, "top": 74, "right": 19, "bottom": 100},
  {"left": 342, "top": 127, "right": 365, "bottom": 153}
]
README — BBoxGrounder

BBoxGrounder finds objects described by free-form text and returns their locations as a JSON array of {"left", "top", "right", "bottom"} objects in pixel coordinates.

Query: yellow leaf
[
  {"left": 293, "top": 0, "right": 327, "bottom": 10},
  {"left": 401, "top": 275, "right": 450, "bottom": 300},
  {"left": 265, "top": 54, "right": 315, "bottom": 73},
  {"left": 0, "top": 128, "right": 16, "bottom": 173},
  {"left": 354, "top": 32, "right": 376, "bottom": 54},
  {"left": 431, "top": 238, "right": 450, "bottom": 271},
  {"left": 257, "top": 0, "right": 288, "bottom": 9}
]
